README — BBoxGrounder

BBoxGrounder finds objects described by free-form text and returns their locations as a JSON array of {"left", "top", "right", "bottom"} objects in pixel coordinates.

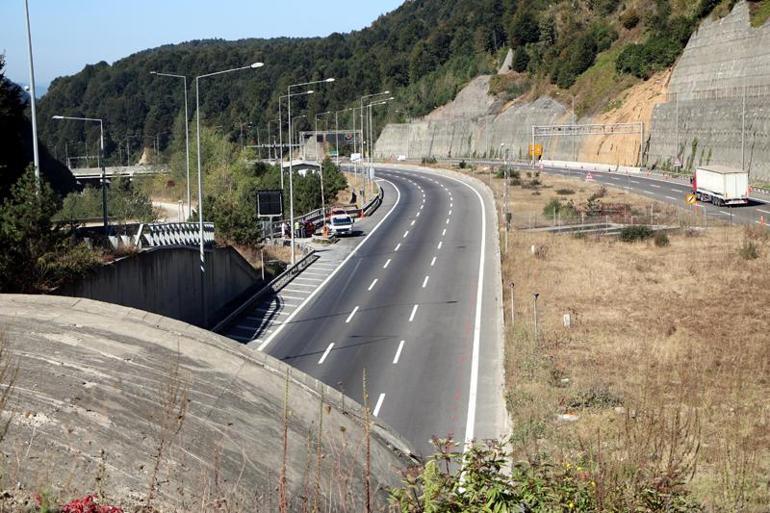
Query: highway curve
[{"left": 258, "top": 165, "right": 506, "bottom": 456}]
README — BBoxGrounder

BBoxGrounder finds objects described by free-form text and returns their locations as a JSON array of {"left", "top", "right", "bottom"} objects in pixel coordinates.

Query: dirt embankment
[{"left": 577, "top": 70, "right": 672, "bottom": 166}]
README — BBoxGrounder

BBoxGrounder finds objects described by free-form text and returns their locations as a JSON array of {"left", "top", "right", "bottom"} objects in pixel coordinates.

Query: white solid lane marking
[
  {"left": 345, "top": 306, "right": 360, "bottom": 324},
  {"left": 720, "top": 211, "right": 731, "bottom": 216},
  {"left": 318, "top": 343, "right": 334, "bottom": 364},
  {"left": 394, "top": 243, "right": 401, "bottom": 252},
  {"left": 372, "top": 393, "right": 386, "bottom": 417},
  {"left": 442, "top": 228, "right": 447, "bottom": 236},
  {"left": 757, "top": 208, "right": 770, "bottom": 215},
  {"left": 409, "top": 304, "right": 419, "bottom": 322},
  {"left": 437, "top": 241, "right": 443, "bottom": 250},
  {"left": 368, "top": 279, "right": 378, "bottom": 291},
  {"left": 403, "top": 230, "right": 410, "bottom": 238},
  {"left": 431, "top": 256, "right": 437, "bottom": 267},
  {"left": 281, "top": 295, "right": 305, "bottom": 301},
  {"left": 383, "top": 259, "right": 391, "bottom": 269},
  {"left": 422, "top": 276, "right": 430, "bottom": 288},
  {"left": 257, "top": 179, "right": 403, "bottom": 353},
  {"left": 393, "top": 340, "right": 405, "bottom": 364}
]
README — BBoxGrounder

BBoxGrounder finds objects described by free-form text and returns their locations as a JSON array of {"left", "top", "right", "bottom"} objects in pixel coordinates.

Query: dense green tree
[
  {"left": 0, "top": 169, "right": 98, "bottom": 292},
  {"left": 512, "top": 47, "right": 530, "bottom": 73}
]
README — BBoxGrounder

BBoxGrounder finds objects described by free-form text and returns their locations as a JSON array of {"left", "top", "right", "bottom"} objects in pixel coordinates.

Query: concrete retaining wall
[
  {"left": 377, "top": 97, "right": 571, "bottom": 161},
  {"left": 648, "top": 1, "right": 770, "bottom": 180},
  {"left": 57, "top": 246, "right": 262, "bottom": 328}
]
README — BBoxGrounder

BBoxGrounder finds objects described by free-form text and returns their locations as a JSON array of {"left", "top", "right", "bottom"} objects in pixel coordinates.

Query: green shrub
[
  {"left": 458, "top": 159, "right": 467, "bottom": 169},
  {"left": 654, "top": 231, "right": 671, "bottom": 247},
  {"left": 421, "top": 156, "right": 438, "bottom": 165},
  {"left": 512, "top": 46, "right": 530, "bottom": 72},
  {"left": 543, "top": 198, "right": 579, "bottom": 220},
  {"left": 556, "top": 188, "right": 575, "bottom": 195},
  {"left": 620, "top": 8, "right": 641, "bottom": 29},
  {"left": 619, "top": 225, "right": 654, "bottom": 242}
]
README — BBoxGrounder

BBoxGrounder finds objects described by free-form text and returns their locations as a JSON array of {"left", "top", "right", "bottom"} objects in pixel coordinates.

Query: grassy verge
[
  {"left": 473, "top": 167, "right": 770, "bottom": 511},
  {"left": 750, "top": 0, "right": 770, "bottom": 27}
]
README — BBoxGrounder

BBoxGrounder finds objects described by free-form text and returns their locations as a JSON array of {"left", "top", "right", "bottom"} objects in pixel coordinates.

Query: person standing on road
[{"left": 294, "top": 220, "right": 301, "bottom": 238}]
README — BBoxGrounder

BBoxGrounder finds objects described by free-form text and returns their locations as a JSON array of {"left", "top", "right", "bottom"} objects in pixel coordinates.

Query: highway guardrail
[{"left": 212, "top": 249, "right": 319, "bottom": 334}]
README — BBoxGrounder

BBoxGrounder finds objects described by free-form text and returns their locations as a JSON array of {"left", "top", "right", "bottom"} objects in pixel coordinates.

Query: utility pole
[
  {"left": 741, "top": 81, "right": 746, "bottom": 171},
  {"left": 533, "top": 293, "right": 540, "bottom": 343}
]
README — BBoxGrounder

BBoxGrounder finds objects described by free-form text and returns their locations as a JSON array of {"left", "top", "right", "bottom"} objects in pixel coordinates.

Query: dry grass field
[{"left": 472, "top": 166, "right": 770, "bottom": 511}]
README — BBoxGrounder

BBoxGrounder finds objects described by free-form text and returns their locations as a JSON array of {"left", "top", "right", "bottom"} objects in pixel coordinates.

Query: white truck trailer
[{"left": 693, "top": 166, "right": 749, "bottom": 206}]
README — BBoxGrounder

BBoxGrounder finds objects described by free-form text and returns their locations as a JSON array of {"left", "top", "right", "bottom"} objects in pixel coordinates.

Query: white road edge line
[
  {"left": 345, "top": 306, "right": 360, "bottom": 324},
  {"left": 404, "top": 168, "right": 487, "bottom": 450},
  {"left": 409, "top": 304, "right": 419, "bottom": 322},
  {"left": 368, "top": 279, "right": 378, "bottom": 291},
  {"left": 393, "top": 340, "right": 405, "bottom": 364},
  {"left": 318, "top": 343, "right": 334, "bottom": 364},
  {"left": 372, "top": 393, "right": 386, "bottom": 417},
  {"left": 258, "top": 179, "right": 402, "bottom": 352}
]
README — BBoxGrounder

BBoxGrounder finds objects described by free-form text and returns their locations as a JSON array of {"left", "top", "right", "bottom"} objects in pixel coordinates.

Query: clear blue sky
[{"left": 1, "top": 0, "right": 404, "bottom": 89}]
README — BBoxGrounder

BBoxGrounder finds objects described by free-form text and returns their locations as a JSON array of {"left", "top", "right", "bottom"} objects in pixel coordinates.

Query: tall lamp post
[
  {"left": 24, "top": 0, "right": 40, "bottom": 189},
  {"left": 360, "top": 91, "right": 390, "bottom": 159},
  {"left": 287, "top": 78, "right": 335, "bottom": 264},
  {"left": 195, "top": 62, "right": 264, "bottom": 327},
  {"left": 150, "top": 71, "right": 191, "bottom": 219},
  {"left": 316, "top": 111, "right": 333, "bottom": 223},
  {"left": 52, "top": 115, "right": 108, "bottom": 234},
  {"left": 278, "top": 89, "right": 314, "bottom": 189},
  {"left": 365, "top": 97, "right": 395, "bottom": 186}
]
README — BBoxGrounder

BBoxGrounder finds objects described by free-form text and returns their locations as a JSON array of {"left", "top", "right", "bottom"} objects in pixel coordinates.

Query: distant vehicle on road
[
  {"left": 397, "top": 155, "right": 407, "bottom": 161},
  {"left": 693, "top": 166, "right": 749, "bottom": 206},
  {"left": 327, "top": 213, "right": 355, "bottom": 236}
]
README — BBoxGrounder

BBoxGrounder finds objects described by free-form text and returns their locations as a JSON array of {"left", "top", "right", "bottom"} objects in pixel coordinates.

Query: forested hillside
[{"left": 35, "top": 0, "right": 751, "bottom": 165}]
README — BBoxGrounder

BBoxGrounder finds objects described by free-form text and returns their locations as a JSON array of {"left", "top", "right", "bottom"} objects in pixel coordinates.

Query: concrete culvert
[{"left": 0, "top": 295, "right": 416, "bottom": 512}]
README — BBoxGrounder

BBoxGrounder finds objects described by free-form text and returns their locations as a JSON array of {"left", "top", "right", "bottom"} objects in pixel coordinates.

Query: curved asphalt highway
[{"left": 257, "top": 166, "right": 505, "bottom": 456}]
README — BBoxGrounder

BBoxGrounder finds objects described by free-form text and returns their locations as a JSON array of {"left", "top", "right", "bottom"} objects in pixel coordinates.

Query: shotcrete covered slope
[
  {"left": 648, "top": 1, "right": 770, "bottom": 179},
  {"left": 0, "top": 295, "right": 414, "bottom": 511}
]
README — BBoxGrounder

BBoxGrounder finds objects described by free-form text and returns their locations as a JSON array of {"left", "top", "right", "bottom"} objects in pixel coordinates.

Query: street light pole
[
  {"left": 53, "top": 115, "right": 107, "bottom": 234},
  {"left": 195, "top": 62, "right": 264, "bottom": 327},
  {"left": 359, "top": 91, "right": 390, "bottom": 159},
  {"left": 279, "top": 90, "right": 314, "bottom": 190},
  {"left": 24, "top": 0, "right": 40, "bottom": 190},
  {"left": 150, "top": 71, "right": 191, "bottom": 219},
  {"left": 286, "top": 78, "right": 335, "bottom": 264}
]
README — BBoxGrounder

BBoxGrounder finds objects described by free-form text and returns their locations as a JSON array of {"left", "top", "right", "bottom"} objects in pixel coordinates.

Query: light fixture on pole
[
  {"left": 52, "top": 115, "right": 107, "bottom": 234},
  {"left": 195, "top": 61, "right": 264, "bottom": 327},
  {"left": 287, "top": 78, "right": 335, "bottom": 264},
  {"left": 315, "top": 111, "right": 333, "bottom": 223},
  {"left": 150, "top": 71, "right": 191, "bottom": 219}
]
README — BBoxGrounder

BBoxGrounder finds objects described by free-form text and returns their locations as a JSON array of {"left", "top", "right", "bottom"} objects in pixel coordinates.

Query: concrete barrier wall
[
  {"left": 57, "top": 246, "right": 262, "bottom": 328},
  {"left": 648, "top": 1, "right": 770, "bottom": 181}
]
